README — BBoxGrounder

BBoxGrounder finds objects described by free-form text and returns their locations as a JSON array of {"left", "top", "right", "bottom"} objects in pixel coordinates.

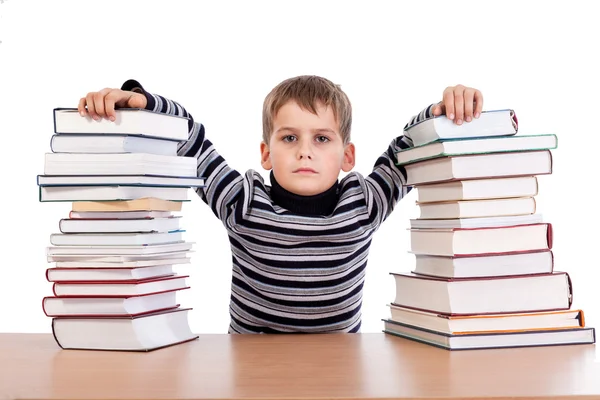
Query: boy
[{"left": 79, "top": 77, "right": 483, "bottom": 334}]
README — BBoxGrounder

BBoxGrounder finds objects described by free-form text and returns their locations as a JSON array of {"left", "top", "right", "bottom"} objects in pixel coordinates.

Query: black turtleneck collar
[{"left": 268, "top": 171, "right": 339, "bottom": 217}]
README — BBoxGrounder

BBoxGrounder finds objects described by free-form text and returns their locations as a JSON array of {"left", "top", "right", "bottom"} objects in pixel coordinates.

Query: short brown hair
[{"left": 262, "top": 75, "right": 352, "bottom": 144}]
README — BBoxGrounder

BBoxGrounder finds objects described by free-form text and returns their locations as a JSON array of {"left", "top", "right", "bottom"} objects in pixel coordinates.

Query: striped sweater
[{"left": 122, "top": 79, "right": 434, "bottom": 334}]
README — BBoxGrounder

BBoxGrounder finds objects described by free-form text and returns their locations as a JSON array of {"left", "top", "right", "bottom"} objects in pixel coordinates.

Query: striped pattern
[{"left": 123, "top": 79, "right": 434, "bottom": 333}]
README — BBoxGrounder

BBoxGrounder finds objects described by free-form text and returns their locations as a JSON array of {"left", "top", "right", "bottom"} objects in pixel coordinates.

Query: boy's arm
[
  {"left": 120, "top": 79, "right": 244, "bottom": 223},
  {"left": 364, "top": 103, "right": 436, "bottom": 226}
]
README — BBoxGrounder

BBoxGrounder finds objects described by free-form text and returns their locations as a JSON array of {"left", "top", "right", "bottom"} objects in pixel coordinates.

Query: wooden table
[{"left": 0, "top": 333, "right": 599, "bottom": 400}]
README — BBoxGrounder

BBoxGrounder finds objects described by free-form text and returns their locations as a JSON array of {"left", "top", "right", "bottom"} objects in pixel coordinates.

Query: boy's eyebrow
[{"left": 275, "top": 127, "right": 337, "bottom": 134}]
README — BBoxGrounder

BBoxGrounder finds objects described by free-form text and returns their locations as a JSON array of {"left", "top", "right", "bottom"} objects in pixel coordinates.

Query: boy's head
[{"left": 260, "top": 75, "right": 356, "bottom": 197}]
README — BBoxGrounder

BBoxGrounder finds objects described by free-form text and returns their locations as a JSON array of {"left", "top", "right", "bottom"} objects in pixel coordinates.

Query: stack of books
[
  {"left": 37, "top": 108, "right": 205, "bottom": 351},
  {"left": 383, "top": 109, "right": 596, "bottom": 350}
]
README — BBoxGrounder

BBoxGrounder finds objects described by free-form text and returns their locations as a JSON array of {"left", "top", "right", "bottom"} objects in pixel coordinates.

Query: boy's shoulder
[
  {"left": 339, "top": 171, "right": 369, "bottom": 194},
  {"left": 244, "top": 169, "right": 267, "bottom": 185}
]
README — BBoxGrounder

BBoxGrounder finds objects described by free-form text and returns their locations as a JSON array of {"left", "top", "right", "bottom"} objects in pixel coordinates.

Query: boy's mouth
[{"left": 294, "top": 167, "right": 317, "bottom": 174}]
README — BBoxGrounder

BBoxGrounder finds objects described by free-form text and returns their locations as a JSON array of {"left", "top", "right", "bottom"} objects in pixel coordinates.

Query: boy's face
[{"left": 260, "top": 100, "right": 355, "bottom": 196}]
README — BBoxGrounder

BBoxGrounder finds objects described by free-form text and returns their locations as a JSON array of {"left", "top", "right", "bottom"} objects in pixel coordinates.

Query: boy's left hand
[{"left": 432, "top": 84, "right": 483, "bottom": 125}]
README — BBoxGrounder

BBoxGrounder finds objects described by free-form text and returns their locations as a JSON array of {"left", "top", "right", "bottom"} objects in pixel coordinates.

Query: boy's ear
[
  {"left": 342, "top": 142, "right": 356, "bottom": 172},
  {"left": 260, "top": 141, "right": 272, "bottom": 170}
]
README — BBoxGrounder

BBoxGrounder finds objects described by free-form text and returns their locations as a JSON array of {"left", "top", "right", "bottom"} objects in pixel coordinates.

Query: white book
[
  {"left": 50, "top": 134, "right": 179, "bottom": 155},
  {"left": 405, "top": 150, "right": 552, "bottom": 186},
  {"left": 409, "top": 213, "right": 543, "bottom": 229},
  {"left": 43, "top": 153, "right": 197, "bottom": 177},
  {"left": 412, "top": 250, "right": 553, "bottom": 278},
  {"left": 416, "top": 197, "right": 536, "bottom": 220},
  {"left": 52, "top": 274, "right": 189, "bottom": 296},
  {"left": 390, "top": 271, "right": 571, "bottom": 315},
  {"left": 58, "top": 217, "right": 182, "bottom": 233},
  {"left": 68, "top": 210, "right": 174, "bottom": 219},
  {"left": 53, "top": 108, "right": 189, "bottom": 141},
  {"left": 42, "top": 290, "right": 185, "bottom": 317},
  {"left": 409, "top": 223, "right": 552, "bottom": 256},
  {"left": 53, "top": 257, "right": 190, "bottom": 268},
  {"left": 46, "top": 265, "right": 176, "bottom": 282},
  {"left": 49, "top": 231, "right": 185, "bottom": 246},
  {"left": 37, "top": 174, "right": 205, "bottom": 187},
  {"left": 47, "top": 252, "right": 192, "bottom": 263},
  {"left": 406, "top": 109, "right": 518, "bottom": 147},
  {"left": 415, "top": 176, "right": 539, "bottom": 203},
  {"left": 51, "top": 308, "right": 198, "bottom": 351},
  {"left": 46, "top": 242, "right": 194, "bottom": 256},
  {"left": 40, "top": 185, "right": 191, "bottom": 202}
]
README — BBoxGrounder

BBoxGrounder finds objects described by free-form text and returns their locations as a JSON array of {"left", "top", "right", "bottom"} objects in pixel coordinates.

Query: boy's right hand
[{"left": 78, "top": 88, "right": 147, "bottom": 122}]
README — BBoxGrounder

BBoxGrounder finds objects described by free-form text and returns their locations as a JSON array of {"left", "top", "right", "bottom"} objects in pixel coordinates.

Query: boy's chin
[{"left": 284, "top": 181, "right": 337, "bottom": 197}]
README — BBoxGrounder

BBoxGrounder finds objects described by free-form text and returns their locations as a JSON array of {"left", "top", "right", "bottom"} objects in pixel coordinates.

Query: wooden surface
[{"left": 0, "top": 332, "right": 599, "bottom": 400}]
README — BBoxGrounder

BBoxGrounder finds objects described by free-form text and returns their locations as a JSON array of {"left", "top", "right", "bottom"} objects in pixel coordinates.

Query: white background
[{"left": 0, "top": 0, "right": 598, "bottom": 335}]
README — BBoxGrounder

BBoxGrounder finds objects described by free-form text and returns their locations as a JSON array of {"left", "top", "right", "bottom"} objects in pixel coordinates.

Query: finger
[
  {"left": 78, "top": 97, "right": 87, "bottom": 117},
  {"left": 474, "top": 90, "right": 484, "bottom": 118},
  {"left": 86, "top": 93, "right": 98, "bottom": 120},
  {"left": 453, "top": 85, "right": 465, "bottom": 125},
  {"left": 443, "top": 87, "right": 455, "bottom": 120},
  {"left": 93, "top": 88, "right": 111, "bottom": 119},
  {"left": 463, "top": 88, "right": 475, "bottom": 122},
  {"left": 104, "top": 89, "right": 122, "bottom": 121}
]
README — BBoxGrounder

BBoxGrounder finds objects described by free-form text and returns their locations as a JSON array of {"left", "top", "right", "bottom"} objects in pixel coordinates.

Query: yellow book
[{"left": 71, "top": 198, "right": 184, "bottom": 212}]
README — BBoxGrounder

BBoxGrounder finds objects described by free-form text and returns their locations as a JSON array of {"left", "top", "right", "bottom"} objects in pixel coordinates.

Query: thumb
[
  {"left": 432, "top": 102, "right": 445, "bottom": 116},
  {"left": 127, "top": 93, "right": 147, "bottom": 109}
]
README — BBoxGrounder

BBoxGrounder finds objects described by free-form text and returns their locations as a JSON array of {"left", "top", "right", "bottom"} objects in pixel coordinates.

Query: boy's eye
[
  {"left": 282, "top": 135, "right": 297, "bottom": 142},
  {"left": 316, "top": 135, "right": 330, "bottom": 143}
]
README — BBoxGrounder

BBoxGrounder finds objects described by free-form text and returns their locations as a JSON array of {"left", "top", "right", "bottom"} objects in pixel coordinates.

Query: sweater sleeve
[
  {"left": 364, "top": 103, "right": 436, "bottom": 226},
  {"left": 120, "top": 79, "right": 244, "bottom": 224}
]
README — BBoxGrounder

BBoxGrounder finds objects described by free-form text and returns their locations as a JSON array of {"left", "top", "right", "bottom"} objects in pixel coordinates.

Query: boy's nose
[{"left": 297, "top": 141, "right": 313, "bottom": 159}]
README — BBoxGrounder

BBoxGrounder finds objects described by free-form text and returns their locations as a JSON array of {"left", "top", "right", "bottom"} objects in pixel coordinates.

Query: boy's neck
[{"left": 269, "top": 171, "right": 339, "bottom": 216}]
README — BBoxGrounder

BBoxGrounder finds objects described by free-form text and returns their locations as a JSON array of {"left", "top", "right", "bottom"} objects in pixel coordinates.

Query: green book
[{"left": 396, "top": 133, "right": 558, "bottom": 166}]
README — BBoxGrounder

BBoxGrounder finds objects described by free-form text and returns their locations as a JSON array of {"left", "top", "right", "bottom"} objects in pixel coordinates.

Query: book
[
  {"left": 40, "top": 185, "right": 191, "bottom": 202},
  {"left": 390, "top": 271, "right": 572, "bottom": 315},
  {"left": 37, "top": 174, "right": 205, "bottom": 187},
  {"left": 383, "top": 320, "right": 595, "bottom": 351},
  {"left": 49, "top": 230, "right": 185, "bottom": 246},
  {"left": 412, "top": 249, "right": 553, "bottom": 278},
  {"left": 396, "top": 133, "right": 557, "bottom": 165},
  {"left": 43, "top": 153, "right": 197, "bottom": 177},
  {"left": 414, "top": 176, "right": 539, "bottom": 203},
  {"left": 409, "top": 223, "right": 552, "bottom": 256},
  {"left": 49, "top": 134, "right": 179, "bottom": 156},
  {"left": 409, "top": 213, "right": 543, "bottom": 229},
  {"left": 46, "top": 242, "right": 194, "bottom": 256},
  {"left": 51, "top": 257, "right": 190, "bottom": 268},
  {"left": 42, "top": 289, "right": 187, "bottom": 317},
  {"left": 52, "top": 274, "right": 189, "bottom": 296},
  {"left": 416, "top": 197, "right": 536, "bottom": 220},
  {"left": 44, "top": 106, "right": 198, "bottom": 353},
  {"left": 46, "top": 265, "right": 176, "bottom": 282},
  {"left": 70, "top": 198, "right": 184, "bottom": 212},
  {"left": 387, "top": 305, "right": 585, "bottom": 334},
  {"left": 51, "top": 308, "right": 199, "bottom": 351},
  {"left": 404, "top": 150, "right": 552, "bottom": 186},
  {"left": 406, "top": 109, "right": 518, "bottom": 147},
  {"left": 68, "top": 210, "right": 174, "bottom": 219},
  {"left": 53, "top": 108, "right": 190, "bottom": 141},
  {"left": 58, "top": 216, "right": 182, "bottom": 233}
]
